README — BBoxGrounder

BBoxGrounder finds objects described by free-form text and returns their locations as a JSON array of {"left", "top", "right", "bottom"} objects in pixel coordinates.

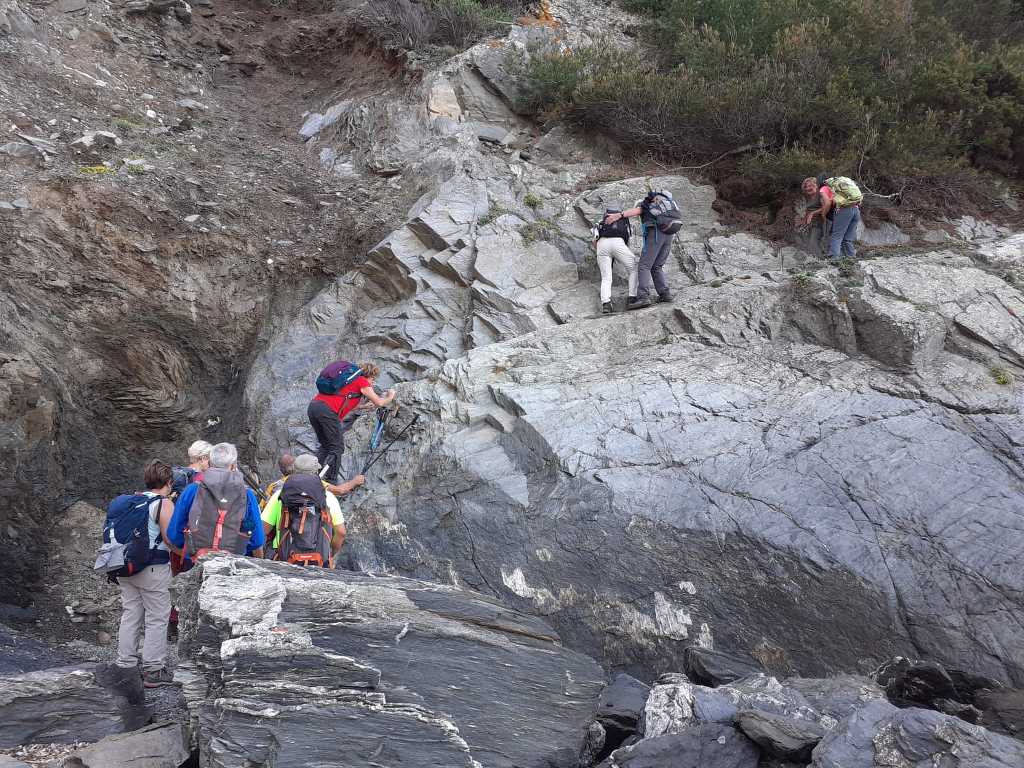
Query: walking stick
[{"left": 361, "top": 414, "right": 420, "bottom": 475}]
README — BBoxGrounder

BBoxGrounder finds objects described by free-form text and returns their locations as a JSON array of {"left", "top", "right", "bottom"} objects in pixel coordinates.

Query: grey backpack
[
  {"left": 648, "top": 191, "right": 684, "bottom": 235},
  {"left": 185, "top": 468, "right": 250, "bottom": 558}
]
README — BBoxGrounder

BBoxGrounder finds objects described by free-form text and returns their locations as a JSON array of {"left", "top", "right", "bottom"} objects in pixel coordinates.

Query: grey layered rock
[
  {"left": 65, "top": 722, "right": 189, "bottom": 768},
  {"left": 737, "top": 709, "right": 825, "bottom": 761},
  {"left": 976, "top": 688, "right": 1024, "bottom": 739},
  {"left": 602, "top": 724, "right": 760, "bottom": 768},
  {"left": 811, "top": 699, "right": 1024, "bottom": 767},
  {"left": 0, "top": 143, "right": 44, "bottom": 161},
  {"left": 175, "top": 555, "right": 603, "bottom": 768},
  {"left": 241, "top": 18, "right": 1024, "bottom": 692},
  {"left": 0, "top": 664, "right": 148, "bottom": 747},
  {"left": 0, "top": 1, "right": 43, "bottom": 41}
]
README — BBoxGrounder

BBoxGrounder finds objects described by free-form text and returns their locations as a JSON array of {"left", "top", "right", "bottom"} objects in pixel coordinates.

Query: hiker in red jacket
[{"left": 307, "top": 361, "right": 395, "bottom": 483}]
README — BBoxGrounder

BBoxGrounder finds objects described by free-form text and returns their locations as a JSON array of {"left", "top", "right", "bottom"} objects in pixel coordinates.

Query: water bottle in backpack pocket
[{"left": 95, "top": 494, "right": 159, "bottom": 579}]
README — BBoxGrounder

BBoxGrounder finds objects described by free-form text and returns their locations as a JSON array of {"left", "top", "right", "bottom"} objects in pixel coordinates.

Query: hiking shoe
[
  {"left": 601, "top": 302, "right": 614, "bottom": 315},
  {"left": 657, "top": 291, "right": 674, "bottom": 304},
  {"left": 143, "top": 668, "right": 175, "bottom": 688},
  {"left": 626, "top": 296, "right": 652, "bottom": 310}
]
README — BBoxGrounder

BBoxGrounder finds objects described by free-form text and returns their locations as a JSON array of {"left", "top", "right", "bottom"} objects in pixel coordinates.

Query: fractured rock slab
[{"left": 176, "top": 555, "right": 603, "bottom": 768}]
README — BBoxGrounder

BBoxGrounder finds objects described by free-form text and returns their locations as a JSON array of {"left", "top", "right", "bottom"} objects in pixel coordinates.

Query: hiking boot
[
  {"left": 657, "top": 291, "right": 673, "bottom": 304},
  {"left": 626, "top": 295, "right": 652, "bottom": 310},
  {"left": 143, "top": 668, "right": 175, "bottom": 688},
  {"left": 601, "top": 302, "right": 614, "bottom": 315}
]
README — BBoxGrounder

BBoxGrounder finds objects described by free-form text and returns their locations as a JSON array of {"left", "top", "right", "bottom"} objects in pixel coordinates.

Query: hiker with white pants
[{"left": 592, "top": 207, "right": 639, "bottom": 314}]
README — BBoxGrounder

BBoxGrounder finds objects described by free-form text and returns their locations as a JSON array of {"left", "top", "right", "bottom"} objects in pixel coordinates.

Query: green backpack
[{"left": 826, "top": 176, "right": 863, "bottom": 207}]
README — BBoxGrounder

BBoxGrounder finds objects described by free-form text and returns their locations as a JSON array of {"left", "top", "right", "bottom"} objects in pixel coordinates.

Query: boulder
[
  {"left": 70, "top": 131, "right": 122, "bottom": 151},
  {"left": 873, "top": 657, "right": 1024, "bottom": 737},
  {"left": 736, "top": 709, "right": 825, "bottom": 761},
  {"left": 0, "top": 757, "right": 31, "bottom": 768},
  {"left": 598, "top": 673, "right": 651, "bottom": 739},
  {"left": 811, "top": 699, "right": 1024, "bottom": 767},
  {"left": 0, "top": 664, "right": 148, "bottom": 748},
  {"left": 684, "top": 647, "right": 765, "bottom": 687},
  {"left": 642, "top": 674, "right": 823, "bottom": 738},
  {"left": 65, "top": 722, "right": 189, "bottom": 768},
  {"left": 175, "top": 555, "right": 604, "bottom": 767},
  {"left": 602, "top": 724, "right": 760, "bottom": 768},
  {"left": 784, "top": 675, "right": 885, "bottom": 724}
]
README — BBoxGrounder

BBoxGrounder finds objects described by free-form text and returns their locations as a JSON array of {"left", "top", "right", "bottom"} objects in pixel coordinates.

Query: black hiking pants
[{"left": 308, "top": 400, "right": 344, "bottom": 484}]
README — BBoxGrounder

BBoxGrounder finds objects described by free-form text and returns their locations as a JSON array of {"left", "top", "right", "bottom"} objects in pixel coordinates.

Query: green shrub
[
  {"left": 520, "top": 0, "right": 1024, "bottom": 207},
  {"left": 523, "top": 191, "right": 542, "bottom": 209},
  {"left": 991, "top": 366, "right": 1013, "bottom": 385}
]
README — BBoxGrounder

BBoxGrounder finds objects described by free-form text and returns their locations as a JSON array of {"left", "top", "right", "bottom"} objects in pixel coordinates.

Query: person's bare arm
[
  {"left": 158, "top": 499, "right": 181, "bottom": 555},
  {"left": 605, "top": 206, "right": 642, "bottom": 223},
  {"left": 325, "top": 474, "right": 366, "bottom": 496},
  {"left": 361, "top": 385, "right": 395, "bottom": 406},
  {"left": 263, "top": 522, "right": 274, "bottom": 545},
  {"left": 818, "top": 190, "right": 833, "bottom": 220},
  {"left": 331, "top": 523, "right": 347, "bottom": 559}
]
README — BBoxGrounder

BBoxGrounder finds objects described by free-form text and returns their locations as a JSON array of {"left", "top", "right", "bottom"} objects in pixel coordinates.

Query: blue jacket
[{"left": 168, "top": 482, "right": 265, "bottom": 557}]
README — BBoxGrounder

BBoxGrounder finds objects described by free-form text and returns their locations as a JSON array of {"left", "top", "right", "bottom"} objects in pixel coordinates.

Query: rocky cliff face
[
  {"left": 2, "top": 0, "right": 1023, "bottom": 707},
  {"left": 241, "top": 4, "right": 1024, "bottom": 688},
  {"left": 0, "top": 0, "right": 411, "bottom": 611}
]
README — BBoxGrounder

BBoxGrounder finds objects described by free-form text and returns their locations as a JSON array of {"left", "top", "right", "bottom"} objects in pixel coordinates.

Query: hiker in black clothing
[{"left": 307, "top": 361, "right": 395, "bottom": 484}]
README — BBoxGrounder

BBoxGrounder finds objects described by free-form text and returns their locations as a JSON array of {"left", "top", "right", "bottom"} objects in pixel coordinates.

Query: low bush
[
  {"left": 363, "top": 0, "right": 515, "bottom": 51},
  {"left": 518, "top": 0, "right": 1024, "bottom": 209}
]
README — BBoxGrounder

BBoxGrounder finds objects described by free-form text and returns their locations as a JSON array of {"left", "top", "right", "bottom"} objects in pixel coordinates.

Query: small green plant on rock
[
  {"left": 523, "top": 192, "right": 542, "bottom": 210},
  {"left": 791, "top": 272, "right": 812, "bottom": 289},
  {"left": 835, "top": 257, "right": 858, "bottom": 279},
  {"left": 519, "top": 219, "right": 558, "bottom": 245},
  {"left": 79, "top": 165, "right": 113, "bottom": 175},
  {"left": 990, "top": 367, "right": 1013, "bottom": 386},
  {"left": 477, "top": 203, "right": 505, "bottom": 227},
  {"left": 115, "top": 117, "right": 144, "bottom": 132}
]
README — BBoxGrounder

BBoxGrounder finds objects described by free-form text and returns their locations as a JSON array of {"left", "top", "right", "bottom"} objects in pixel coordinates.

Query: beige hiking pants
[
  {"left": 116, "top": 563, "right": 172, "bottom": 672},
  {"left": 596, "top": 237, "right": 638, "bottom": 303}
]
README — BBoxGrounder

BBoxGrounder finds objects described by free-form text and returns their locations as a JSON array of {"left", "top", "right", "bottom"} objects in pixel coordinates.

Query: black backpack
[
  {"left": 597, "top": 210, "right": 631, "bottom": 244},
  {"left": 169, "top": 466, "right": 196, "bottom": 502},
  {"left": 275, "top": 474, "right": 332, "bottom": 568}
]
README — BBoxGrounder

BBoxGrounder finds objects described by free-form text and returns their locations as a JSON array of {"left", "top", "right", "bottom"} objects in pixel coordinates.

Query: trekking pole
[
  {"left": 361, "top": 406, "right": 393, "bottom": 475},
  {"left": 241, "top": 467, "right": 267, "bottom": 504},
  {"left": 361, "top": 414, "right": 420, "bottom": 475}
]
